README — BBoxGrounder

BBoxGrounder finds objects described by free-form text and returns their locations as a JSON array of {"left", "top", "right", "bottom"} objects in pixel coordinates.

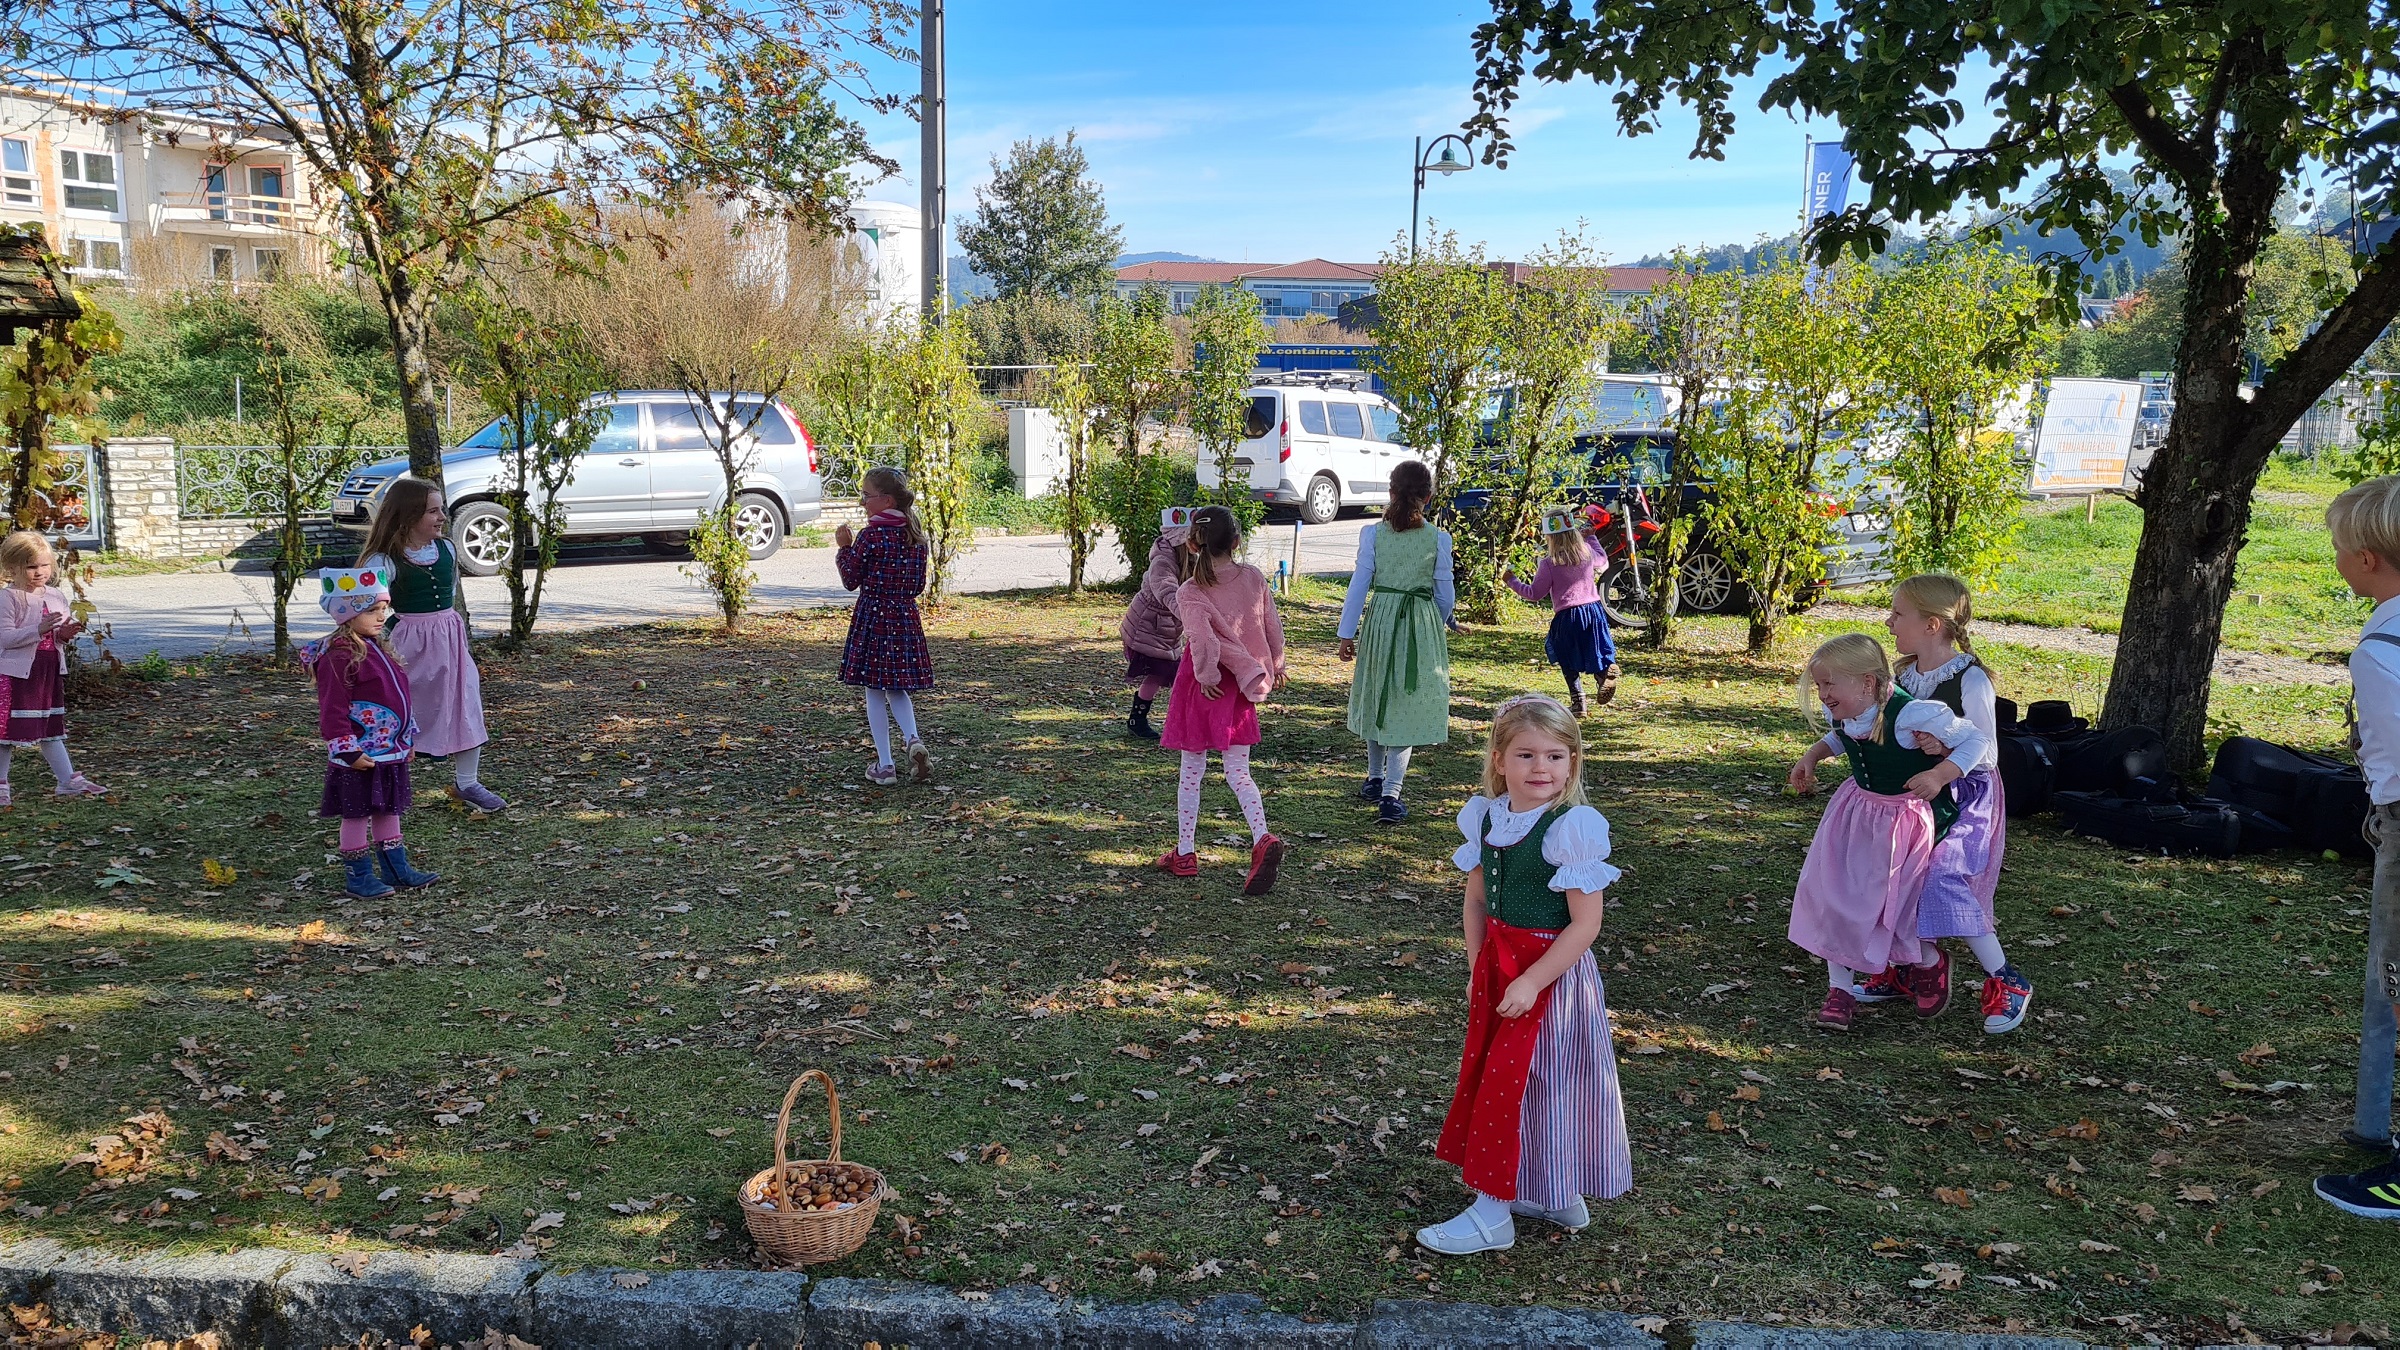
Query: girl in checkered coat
[{"left": 836, "top": 466, "right": 935, "bottom": 787}]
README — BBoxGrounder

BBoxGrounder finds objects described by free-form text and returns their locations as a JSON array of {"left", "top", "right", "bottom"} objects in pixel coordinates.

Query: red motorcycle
[{"left": 1580, "top": 492, "right": 1665, "bottom": 634}]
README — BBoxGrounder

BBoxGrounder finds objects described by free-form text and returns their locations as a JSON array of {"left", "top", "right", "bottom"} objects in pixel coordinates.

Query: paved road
[{"left": 89, "top": 518, "right": 1376, "bottom": 658}]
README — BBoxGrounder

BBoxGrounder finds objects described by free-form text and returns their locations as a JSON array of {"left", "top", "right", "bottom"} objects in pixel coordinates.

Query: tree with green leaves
[
  {"left": 465, "top": 293, "right": 610, "bottom": 646},
  {"left": 1869, "top": 243, "right": 2057, "bottom": 584},
  {"left": 957, "top": 133, "right": 1126, "bottom": 301},
  {"left": 1467, "top": 0, "right": 2400, "bottom": 768},
  {"left": 1694, "top": 260, "right": 1875, "bottom": 653},
  {"left": 1367, "top": 229, "right": 1509, "bottom": 497},
  {"left": 2, "top": 228, "right": 120, "bottom": 535},
  {"left": 1184, "top": 283, "right": 1271, "bottom": 530},
  {"left": 1629, "top": 251, "right": 1744, "bottom": 649},
  {"left": 1043, "top": 361, "right": 1104, "bottom": 594},
  {"left": 12, "top": 0, "right": 902, "bottom": 490},
  {"left": 1455, "top": 228, "right": 1620, "bottom": 624},
  {"left": 889, "top": 317, "right": 984, "bottom": 601},
  {"left": 807, "top": 324, "right": 904, "bottom": 496},
  {"left": 1090, "top": 286, "right": 1181, "bottom": 571},
  {"left": 214, "top": 279, "right": 376, "bottom": 659}
]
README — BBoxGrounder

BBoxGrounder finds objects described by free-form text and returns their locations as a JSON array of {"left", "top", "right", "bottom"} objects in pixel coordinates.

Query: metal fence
[
  {"left": 45, "top": 445, "right": 104, "bottom": 550},
  {"left": 177, "top": 444, "right": 405, "bottom": 520}
]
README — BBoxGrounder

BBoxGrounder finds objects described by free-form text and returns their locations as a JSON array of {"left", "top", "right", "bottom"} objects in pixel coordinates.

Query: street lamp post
[{"left": 1411, "top": 134, "right": 1473, "bottom": 260}]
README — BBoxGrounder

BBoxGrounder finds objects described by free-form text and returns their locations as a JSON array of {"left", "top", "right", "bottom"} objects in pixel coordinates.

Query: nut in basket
[{"left": 739, "top": 1069, "right": 893, "bottom": 1266}]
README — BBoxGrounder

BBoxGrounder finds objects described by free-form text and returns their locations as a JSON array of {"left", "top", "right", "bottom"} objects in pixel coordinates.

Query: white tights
[
  {"left": 452, "top": 744, "right": 482, "bottom": 789},
  {"left": 863, "top": 689, "right": 921, "bottom": 768},
  {"left": 0, "top": 739, "right": 75, "bottom": 788},
  {"left": 1176, "top": 746, "right": 1268, "bottom": 856}
]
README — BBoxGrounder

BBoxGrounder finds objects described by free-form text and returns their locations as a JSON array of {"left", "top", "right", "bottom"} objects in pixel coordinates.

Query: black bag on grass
[
  {"left": 2050, "top": 725, "right": 2169, "bottom": 794},
  {"left": 1996, "top": 734, "right": 2058, "bottom": 817},
  {"left": 2054, "top": 784, "right": 2245, "bottom": 858},
  {"left": 2206, "top": 736, "right": 2371, "bottom": 857}
]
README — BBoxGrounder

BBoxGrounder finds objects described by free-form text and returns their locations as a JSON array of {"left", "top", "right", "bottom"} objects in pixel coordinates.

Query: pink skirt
[
  {"left": 1789, "top": 778, "right": 1938, "bottom": 972},
  {"left": 386, "top": 607, "right": 487, "bottom": 757},
  {"left": 1157, "top": 650, "right": 1258, "bottom": 752}
]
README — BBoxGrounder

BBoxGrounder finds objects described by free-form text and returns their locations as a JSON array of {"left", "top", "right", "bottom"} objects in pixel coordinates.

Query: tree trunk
[
  {"left": 2098, "top": 214, "right": 2272, "bottom": 773},
  {"left": 383, "top": 281, "right": 447, "bottom": 486}
]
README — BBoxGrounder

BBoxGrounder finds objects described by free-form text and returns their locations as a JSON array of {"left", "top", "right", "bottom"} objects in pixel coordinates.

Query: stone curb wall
[{"left": 0, "top": 1240, "right": 2091, "bottom": 1349}]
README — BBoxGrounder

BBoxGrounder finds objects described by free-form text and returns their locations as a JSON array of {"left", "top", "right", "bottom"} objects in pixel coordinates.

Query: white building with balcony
[{"left": 1, "top": 83, "right": 337, "bottom": 286}]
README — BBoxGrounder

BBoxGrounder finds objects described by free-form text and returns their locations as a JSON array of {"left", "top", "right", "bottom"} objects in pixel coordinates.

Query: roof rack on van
[{"left": 1249, "top": 369, "right": 1372, "bottom": 391}]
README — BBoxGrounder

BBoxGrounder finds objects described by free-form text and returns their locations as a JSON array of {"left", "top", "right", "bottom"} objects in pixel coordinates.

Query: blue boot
[
  {"left": 376, "top": 841, "right": 441, "bottom": 889},
  {"left": 342, "top": 850, "right": 394, "bottom": 900}
]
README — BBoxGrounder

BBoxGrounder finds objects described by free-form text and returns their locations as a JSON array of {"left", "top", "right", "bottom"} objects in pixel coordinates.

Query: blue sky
[{"left": 846, "top": 1, "right": 1851, "bottom": 267}]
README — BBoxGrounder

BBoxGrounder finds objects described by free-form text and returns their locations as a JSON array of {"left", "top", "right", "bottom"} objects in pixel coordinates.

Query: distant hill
[
  {"left": 947, "top": 254, "right": 995, "bottom": 300},
  {"left": 1116, "top": 251, "right": 1223, "bottom": 266}
]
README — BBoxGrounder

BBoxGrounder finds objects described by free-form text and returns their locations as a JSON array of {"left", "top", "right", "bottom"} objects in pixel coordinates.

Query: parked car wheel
[
  {"left": 1676, "top": 548, "right": 1746, "bottom": 615},
  {"left": 450, "top": 501, "right": 513, "bottom": 577},
  {"left": 1300, "top": 474, "right": 1341, "bottom": 525},
  {"left": 733, "top": 493, "right": 786, "bottom": 561}
]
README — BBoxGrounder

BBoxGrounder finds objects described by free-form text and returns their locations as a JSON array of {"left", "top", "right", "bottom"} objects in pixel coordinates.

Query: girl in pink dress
[
  {"left": 1156, "top": 506, "right": 1287, "bottom": 896},
  {"left": 0, "top": 531, "right": 103, "bottom": 805},
  {"left": 1786, "top": 633, "right": 1988, "bottom": 1031}
]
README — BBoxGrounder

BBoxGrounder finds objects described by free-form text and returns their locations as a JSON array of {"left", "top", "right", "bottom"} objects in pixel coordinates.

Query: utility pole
[{"left": 920, "top": 0, "right": 947, "bottom": 321}]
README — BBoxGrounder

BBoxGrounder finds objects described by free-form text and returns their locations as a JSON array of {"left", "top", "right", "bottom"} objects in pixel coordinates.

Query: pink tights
[
  {"left": 1176, "top": 746, "right": 1268, "bottom": 856},
  {"left": 1136, "top": 675, "right": 1164, "bottom": 701},
  {"left": 338, "top": 815, "right": 403, "bottom": 852}
]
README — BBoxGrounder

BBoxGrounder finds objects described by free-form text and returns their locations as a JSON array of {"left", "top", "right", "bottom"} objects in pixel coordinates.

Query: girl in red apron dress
[{"left": 1421, "top": 694, "right": 1632, "bottom": 1255}]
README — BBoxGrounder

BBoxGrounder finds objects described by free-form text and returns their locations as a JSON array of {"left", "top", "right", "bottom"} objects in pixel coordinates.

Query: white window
[
  {"left": 251, "top": 247, "right": 286, "bottom": 278},
  {"left": 68, "top": 236, "right": 123, "bottom": 275},
  {"left": 2, "top": 138, "right": 34, "bottom": 208},
  {"left": 58, "top": 149, "right": 118, "bottom": 214},
  {"left": 208, "top": 246, "right": 235, "bottom": 281}
]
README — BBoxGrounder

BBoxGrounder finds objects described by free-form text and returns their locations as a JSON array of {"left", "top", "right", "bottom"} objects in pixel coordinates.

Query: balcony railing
[{"left": 157, "top": 191, "right": 323, "bottom": 230}]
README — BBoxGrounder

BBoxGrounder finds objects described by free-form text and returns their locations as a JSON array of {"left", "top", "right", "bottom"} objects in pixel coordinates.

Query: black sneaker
[
  {"left": 1378, "top": 796, "right": 1409, "bottom": 826},
  {"left": 2315, "top": 1154, "right": 2400, "bottom": 1220},
  {"left": 1357, "top": 776, "right": 1384, "bottom": 801}
]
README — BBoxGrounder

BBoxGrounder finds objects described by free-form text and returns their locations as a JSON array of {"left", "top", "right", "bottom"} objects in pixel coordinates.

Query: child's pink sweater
[
  {"left": 1505, "top": 553, "right": 1603, "bottom": 612},
  {"left": 1176, "top": 563, "right": 1286, "bottom": 702}
]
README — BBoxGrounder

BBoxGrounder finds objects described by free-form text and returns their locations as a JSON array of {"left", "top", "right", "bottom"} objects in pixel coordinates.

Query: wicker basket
[{"left": 738, "top": 1070, "right": 892, "bottom": 1266}]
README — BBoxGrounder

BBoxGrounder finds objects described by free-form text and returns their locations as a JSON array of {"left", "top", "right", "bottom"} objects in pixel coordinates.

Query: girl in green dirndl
[{"left": 1337, "top": 460, "right": 1458, "bottom": 825}]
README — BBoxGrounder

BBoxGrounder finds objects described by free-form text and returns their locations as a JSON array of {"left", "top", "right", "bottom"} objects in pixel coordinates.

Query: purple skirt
[
  {"left": 319, "top": 761, "right": 414, "bottom": 820},
  {"left": 4, "top": 644, "right": 65, "bottom": 746},
  {"left": 1123, "top": 646, "right": 1180, "bottom": 686},
  {"left": 1918, "top": 768, "right": 2005, "bottom": 938}
]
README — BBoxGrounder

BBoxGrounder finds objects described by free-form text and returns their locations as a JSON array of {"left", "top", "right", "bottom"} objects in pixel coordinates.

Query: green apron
[{"left": 1346, "top": 521, "right": 1450, "bottom": 747}]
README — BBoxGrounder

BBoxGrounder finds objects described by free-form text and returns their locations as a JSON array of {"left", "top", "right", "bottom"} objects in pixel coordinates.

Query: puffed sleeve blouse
[{"left": 1450, "top": 794, "right": 1623, "bottom": 894}]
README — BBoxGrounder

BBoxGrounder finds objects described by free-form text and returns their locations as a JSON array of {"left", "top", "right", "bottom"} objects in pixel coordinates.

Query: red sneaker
[
  {"left": 1909, "top": 945, "right": 1953, "bottom": 1019},
  {"left": 1242, "top": 834, "right": 1286, "bottom": 896},
  {"left": 1853, "top": 967, "right": 1909, "bottom": 1003},
  {"left": 1155, "top": 850, "right": 1198, "bottom": 878},
  {"left": 1814, "top": 986, "right": 1857, "bottom": 1031}
]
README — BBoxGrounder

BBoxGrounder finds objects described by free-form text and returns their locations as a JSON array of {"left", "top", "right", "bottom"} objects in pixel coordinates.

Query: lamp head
[{"left": 1429, "top": 143, "right": 1471, "bottom": 175}]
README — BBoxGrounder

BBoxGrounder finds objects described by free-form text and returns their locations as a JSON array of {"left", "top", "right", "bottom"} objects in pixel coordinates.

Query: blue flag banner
[{"left": 1806, "top": 141, "right": 1855, "bottom": 224}]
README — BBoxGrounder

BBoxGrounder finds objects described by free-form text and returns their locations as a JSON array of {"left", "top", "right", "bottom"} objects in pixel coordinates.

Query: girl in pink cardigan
[
  {"left": 1504, "top": 509, "right": 1619, "bottom": 716},
  {"left": 0, "top": 530, "right": 103, "bottom": 806},
  {"left": 1157, "top": 506, "right": 1288, "bottom": 895}
]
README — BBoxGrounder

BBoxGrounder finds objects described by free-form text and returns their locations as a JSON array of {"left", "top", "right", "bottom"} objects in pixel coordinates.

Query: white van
[{"left": 1196, "top": 378, "right": 1425, "bottom": 524}]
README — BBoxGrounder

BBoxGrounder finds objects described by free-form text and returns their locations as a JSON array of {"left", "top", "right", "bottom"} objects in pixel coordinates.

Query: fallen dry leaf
[
  {"left": 1934, "top": 1186, "right": 1975, "bottom": 1210},
  {"left": 330, "top": 1252, "right": 370, "bottom": 1277},
  {"left": 610, "top": 1271, "right": 650, "bottom": 1289},
  {"left": 2175, "top": 1183, "right": 2218, "bottom": 1204}
]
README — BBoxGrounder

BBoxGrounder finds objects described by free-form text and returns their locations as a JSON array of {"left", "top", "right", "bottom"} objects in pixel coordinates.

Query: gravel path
[{"left": 1814, "top": 602, "right": 2348, "bottom": 687}]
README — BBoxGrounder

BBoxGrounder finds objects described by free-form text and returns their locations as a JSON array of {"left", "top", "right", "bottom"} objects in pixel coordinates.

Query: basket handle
[{"left": 772, "top": 1069, "right": 842, "bottom": 1181}]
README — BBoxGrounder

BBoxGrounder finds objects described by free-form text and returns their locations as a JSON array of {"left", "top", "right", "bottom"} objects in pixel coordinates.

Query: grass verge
[{"left": 0, "top": 580, "right": 2384, "bottom": 1342}]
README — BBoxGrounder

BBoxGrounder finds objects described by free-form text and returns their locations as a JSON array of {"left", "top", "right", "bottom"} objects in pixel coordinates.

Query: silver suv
[{"left": 328, "top": 391, "right": 823, "bottom": 576}]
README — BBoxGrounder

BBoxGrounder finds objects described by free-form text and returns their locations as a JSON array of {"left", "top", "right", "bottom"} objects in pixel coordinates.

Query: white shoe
[
  {"left": 1415, "top": 1203, "right": 1514, "bottom": 1256},
  {"left": 1509, "top": 1194, "right": 1591, "bottom": 1232}
]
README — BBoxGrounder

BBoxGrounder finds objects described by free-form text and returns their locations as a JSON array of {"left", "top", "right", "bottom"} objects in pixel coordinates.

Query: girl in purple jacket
[
  {"left": 1118, "top": 509, "right": 1192, "bottom": 740},
  {"left": 305, "top": 566, "right": 440, "bottom": 900},
  {"left": 1504, "top": 509, "right": 1620, "bottom": 716}
]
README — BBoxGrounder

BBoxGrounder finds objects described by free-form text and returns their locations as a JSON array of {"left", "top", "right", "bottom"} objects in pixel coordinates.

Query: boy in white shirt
[{"left": 2316, "top": 474, "right": 2400, "bottom": 1219}]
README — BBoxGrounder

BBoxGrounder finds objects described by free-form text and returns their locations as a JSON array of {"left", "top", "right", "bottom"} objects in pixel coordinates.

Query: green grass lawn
[
  {"left": 0, "top": 579, "right": 2385, "bottom": 1343},
  {"left": 1845, "top": 455, "right": 2366, "bottom": 660}
]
